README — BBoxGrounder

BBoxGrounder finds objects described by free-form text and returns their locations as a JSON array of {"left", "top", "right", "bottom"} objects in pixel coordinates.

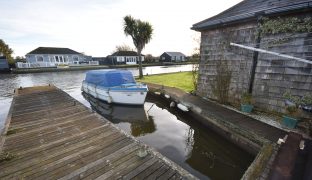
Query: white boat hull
[{"left": 82, "top": 81, "right": 147, "bottom": 105}]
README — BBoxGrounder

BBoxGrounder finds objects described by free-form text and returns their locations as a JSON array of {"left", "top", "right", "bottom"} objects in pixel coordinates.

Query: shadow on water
[
  {"left": 82, "top": 92, "right": 156, "bottom": 137},
  {"left": 82, "top": 92, "right": 254, "bottom": 180}
]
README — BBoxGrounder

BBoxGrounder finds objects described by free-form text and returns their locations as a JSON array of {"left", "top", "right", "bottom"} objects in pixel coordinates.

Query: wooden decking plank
[
  {"left": 0, "top": 86, "right": 192, "bottom": 180},
  {"left": 0, "top": 125, "right": 113, "bottom": 169},
  {"left": 28, "top": 137, "right": 132, "bottom": 179},
  {"left": 1, "top": 133, "right": 126, "bottom": 179},
  {"left": 4, "top": 115, "right": 101, "bottom": 150},
  {"left": 132, "top": 160, "right": 164, "bottom": 179},
  {"left": 6, "top": 113, "right": 96, "bottom": 142},
  {"left": 93, "top": 154, "right": 153, "bottom": 180},
  {"left": 122, "top": 157, "right": 159, "bottom": 179},
  {"left": 7, "top": 124, "right": 108, "bottom": 157},
  {"left": 14, "top": 98, "right": 72, "bottom": 109},
  {"left": 4, "top": 119, "right": 105, "bottom": 153},
  {"left": 80, "top": 150, "right": 140, "bottom": 180},
  {"left": 9, "top": 108, "right": 89, "bottom": 128},
  {"left": 12, "top": 101, "right": 76, "bottom": 115},
  {"left": 58, "top": 143, "right": 139, "bottom": 180},
  {"left": 9, "top": 109, "right": 90, "bottom": 130},
  {"left": 11, "top": 107, "right": 88, "bottom": 124},
  {"left": 158, "top": 169, "right": 177, "bottom": 179},
  {"left": 13, "top": 94, "right": 71, "bottom": 107},
  {"left": 80, "top": 147, "right": 140, "bottom": 180},
  {"left": 12, "top": 104, "right": 86, "bottom": 120},
  {"left": 146, "top": 164, "right": 170, "bottom": 180}
]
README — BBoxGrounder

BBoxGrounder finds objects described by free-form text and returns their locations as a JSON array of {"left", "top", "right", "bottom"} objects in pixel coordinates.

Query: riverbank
[
  {"left": 11, "top": 62, "right": 196, "bottom": 74},
  {"left": 146, "top": 82, "right": 312, "bottom": 179},
  {"left": 145, "top": 83, "right": 285, "bottom": 179}
]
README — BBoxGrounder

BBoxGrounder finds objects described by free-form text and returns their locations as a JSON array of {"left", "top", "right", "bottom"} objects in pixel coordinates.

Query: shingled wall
[
  {"left": 198, "top": 22, "right": 258, "bottom": 104},
  {"left": 197, "top": 15, "right": 312, "bottom": 114},
  {"left": 254, "top": 32, "right": 312, "bottom": 112}
]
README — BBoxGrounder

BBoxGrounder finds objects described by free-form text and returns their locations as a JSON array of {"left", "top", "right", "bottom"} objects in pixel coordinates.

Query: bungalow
[
  {"left": 160, "top": 52, "right": 186, "bottom": 62},
  {"left": 25, "top": 47, "right": 86, "bottom": 67},
  {"left": 192, "top": 0, "right": 312, "bottom": 113},
  {"left": 108, "top": 51, "right": 144, "bottom": 65}
]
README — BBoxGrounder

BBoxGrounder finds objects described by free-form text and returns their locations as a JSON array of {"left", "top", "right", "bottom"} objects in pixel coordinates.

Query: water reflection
[
  {"left": 82, "top": 92, "right": 156, "bottom": 137},
  {"left": 81, "top": 93, "right": 254, "bottom": 180}
]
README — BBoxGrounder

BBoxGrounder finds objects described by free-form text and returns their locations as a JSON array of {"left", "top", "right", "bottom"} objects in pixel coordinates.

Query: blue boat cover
[{"left": 85, "top": 70, "right": 136, "bottom": 87}]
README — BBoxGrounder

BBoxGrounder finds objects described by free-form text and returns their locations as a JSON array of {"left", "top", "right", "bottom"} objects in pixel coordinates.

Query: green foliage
[
  {"left": 139, "top": 72, "right": 194, "bottom": 92},
  {"left": 260, "top": 17, "right": 312, "bottom": 35},
  {"left": 191, "top": 63, "right": 199, "bottom": 94},
  {"left": 246, "top": 143, "right": 273, "bottom": 179},
  {"left": 0, "top": 39, "right": 14, "bottom": 65},
  {"left": 0, "top": 152, "right": 15, "bottom": 162},
  {"left": 113, "top": 44, "right": 134, "bottom": 53},
  {"left": 283, "top": 90, "right": 300, "bottom": 105},
  {"left": 241, "top": 92, "right": 253, "bottom": 105},
  {"left": 6, "top": 128, "right": 20, "bottom": 135},
  {"left": 302, "top": 93, "right": 312, "bottom": 105},
  {"left": 211, "top": 61, "right": 232, "bottom": 104},
  {"left": 282, "top": 90, "right": 312, "bottom": 117},
  {"left": 286, "top": 106, "right": 298, "bottom": 115},
  {"left": 283, "top": 90, "right": 312, "bottom": 106},
  {"left": 123, "top": 15, "right": 153, "bottom": 79}
]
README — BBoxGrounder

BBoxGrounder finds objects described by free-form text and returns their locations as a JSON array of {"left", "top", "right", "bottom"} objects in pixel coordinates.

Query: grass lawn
[{"left": 139, "top": 72, "right": 194, "bottom": 92}]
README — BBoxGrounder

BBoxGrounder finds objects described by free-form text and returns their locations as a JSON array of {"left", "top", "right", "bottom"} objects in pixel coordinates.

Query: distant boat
[{"left": 82, "top": 69, "right": 148, "bottom": 105}]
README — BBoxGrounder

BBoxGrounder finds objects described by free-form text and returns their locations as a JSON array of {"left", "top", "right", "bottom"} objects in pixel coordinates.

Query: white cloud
[{"left": 0, "top": 0, "right": 242, "bottom": 57}]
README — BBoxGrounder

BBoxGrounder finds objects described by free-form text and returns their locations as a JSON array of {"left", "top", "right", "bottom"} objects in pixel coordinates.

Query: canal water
[{"left": 0, "top": 65, "right": 254, "bottom": 179}]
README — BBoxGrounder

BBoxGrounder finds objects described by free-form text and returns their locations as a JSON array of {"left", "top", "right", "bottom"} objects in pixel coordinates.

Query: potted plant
[
  {"left": 240, "top": 92, "right": 254, "bottom": 113},
  {"left": 282, "top": 91, "right": 300, "bottom": 128}
]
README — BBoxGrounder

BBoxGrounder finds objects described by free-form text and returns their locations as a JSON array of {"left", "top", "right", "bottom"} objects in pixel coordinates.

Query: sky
[{"left": 0, "top": 0, "right": 242, "bottom": 57}]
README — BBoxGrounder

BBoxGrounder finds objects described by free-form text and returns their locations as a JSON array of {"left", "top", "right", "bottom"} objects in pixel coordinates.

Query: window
[
  {"left": 73, "top": 56, "right": 79, "bottom": 61},
  {"left": 36, "top": 56, "right": 44, "bottom": 62},
  {"left": 55, "top": 56, "right": 59, "bottom": 62}
]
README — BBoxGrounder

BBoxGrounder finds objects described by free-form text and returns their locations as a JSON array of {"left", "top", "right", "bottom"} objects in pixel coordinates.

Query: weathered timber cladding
[
  {"left": 197, "top": 13, "right": 312, "bottom": 114},
  {"left": 198, "top": 22, "right": 257, "bottom": 103},
  {"left": 254, "top": 32, "right": 312, "bottom": 112}
]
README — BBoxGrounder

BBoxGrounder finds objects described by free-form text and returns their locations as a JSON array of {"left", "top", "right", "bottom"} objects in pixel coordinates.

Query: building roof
[
  {"left": 163, "top": 52, "right": 186, "bottom": 57},
  {"left": 192, "top": 0, "right": 311, "bottom": 31},
  {"left": 27, "top": 47, "right": 82, "bottom": 55},
  {"left": 111, "top": 51, "right": 141, "bottom": 56}
]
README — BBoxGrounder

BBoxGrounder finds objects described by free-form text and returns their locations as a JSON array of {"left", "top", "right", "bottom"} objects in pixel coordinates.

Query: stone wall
[{"left": 198, "top": 16, "right": 312, "bottom": 114}]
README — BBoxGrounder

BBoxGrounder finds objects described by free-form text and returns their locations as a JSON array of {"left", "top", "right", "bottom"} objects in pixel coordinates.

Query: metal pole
[{"left": 230, "top": 42, "right": 312, "bottom": 65}]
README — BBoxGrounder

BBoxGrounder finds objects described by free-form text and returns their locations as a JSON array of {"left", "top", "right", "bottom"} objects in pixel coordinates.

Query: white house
[
  {"left": 109, "top": 51, "right": 144, "bottom": 65},
  {"left": 24, "top": 47, "right": 87, "bottom": 67}
]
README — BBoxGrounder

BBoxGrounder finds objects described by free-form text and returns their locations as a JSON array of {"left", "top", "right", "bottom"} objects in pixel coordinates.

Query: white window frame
[
  {"left": 73, "top": 55, "right": 79, "bottom": 62},
  {"left": 36, "top": 55, "right": 44, "bottom": 62}
]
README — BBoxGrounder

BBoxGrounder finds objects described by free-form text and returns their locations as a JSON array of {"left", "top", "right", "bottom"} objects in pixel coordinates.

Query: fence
[{"left": 16, "top": 61, "right": 99, "bottom": 69}]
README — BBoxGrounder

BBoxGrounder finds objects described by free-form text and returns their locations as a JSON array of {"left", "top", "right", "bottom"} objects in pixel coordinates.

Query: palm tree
[{"left": 123, "top": 15, "right": 153, "bottom": 79}]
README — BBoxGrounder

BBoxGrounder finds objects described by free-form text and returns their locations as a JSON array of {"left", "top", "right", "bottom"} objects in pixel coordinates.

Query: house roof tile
[
  {"left": 111, "top": 51, "right": 145, "bottom": 56},
  {"left": 192, "top": 0, "right": 311, "bottom": 31},
  {"left": 164, "top": 52, "right": 186, "bottom": 57},
  {"left": 27, "top": 47, "right": 82, "bottom": 55}
]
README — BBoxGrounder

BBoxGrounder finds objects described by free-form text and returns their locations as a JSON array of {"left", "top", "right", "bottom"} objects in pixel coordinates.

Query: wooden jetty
[{"left": 0, "top": 85, "right": 195, "bottom": 180}]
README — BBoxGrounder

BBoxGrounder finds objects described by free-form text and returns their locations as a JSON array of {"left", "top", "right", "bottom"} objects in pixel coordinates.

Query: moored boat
[{"left": 82, "top": 69, "right": 148, "bottom": 105}]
